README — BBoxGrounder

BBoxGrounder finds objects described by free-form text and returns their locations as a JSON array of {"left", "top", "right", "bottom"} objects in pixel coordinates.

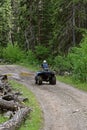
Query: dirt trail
[{"left": 0, "top": 65, "right": 87, "bottom": 130}]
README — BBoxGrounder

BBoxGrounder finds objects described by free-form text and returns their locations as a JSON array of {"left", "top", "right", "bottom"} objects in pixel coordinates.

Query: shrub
[
  {"left": 67, "top": 36, "right": 87, "bottom": 82},
  {"left": 54, "top": 55, "right": 71, "bottom": 74},
  {"left": 26, "top": 50, "right": 38, "bottom": 65},
  {"left": 53, "top": 35, "right": 87, "bottom": 82},
  {"left": 3, "top": 43, "right": 25, "bottom": 63},
  {"left": 0, "top": 46, "right": 3, "bottom": 58},
  {"left": 35, "top": 45, "right": 50, "bottom": 61}
]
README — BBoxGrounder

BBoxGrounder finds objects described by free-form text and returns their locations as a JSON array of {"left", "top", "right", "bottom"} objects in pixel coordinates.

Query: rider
[{"left": 41, "top": 60, "right": 49, "bottom": 71}]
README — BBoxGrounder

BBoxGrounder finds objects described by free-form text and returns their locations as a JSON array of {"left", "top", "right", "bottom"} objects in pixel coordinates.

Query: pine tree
[
  {"left": 50, "top": 0, "right": 87, "bottom": 55},
  {"left": 0, "top": 0, "right": 12, "bottom": 47}
]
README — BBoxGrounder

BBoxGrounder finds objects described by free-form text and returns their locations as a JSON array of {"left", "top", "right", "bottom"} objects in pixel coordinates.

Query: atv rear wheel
[{"left": 49, "top": 76, "right": 56, "bottom": 85}]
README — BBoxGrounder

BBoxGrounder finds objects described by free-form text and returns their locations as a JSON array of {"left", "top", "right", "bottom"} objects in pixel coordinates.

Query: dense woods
[{"left": 0, "top": 0, "right": 87, "bottom": 82}]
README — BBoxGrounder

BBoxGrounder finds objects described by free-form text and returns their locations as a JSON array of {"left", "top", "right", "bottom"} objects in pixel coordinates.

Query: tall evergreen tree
[
  {"left": 0, "top": 0, "right": 12, "bottom": 47},
  {"left": 50, "top": 0, "right": 87, "bottom": 54},
  {"left": 0, "top": 0, "right": 87, "bottom": 56}
]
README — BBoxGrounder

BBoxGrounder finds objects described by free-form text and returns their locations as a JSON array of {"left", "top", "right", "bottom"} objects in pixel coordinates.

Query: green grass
[
  {"left": 0, "top": 116, "right": 8, "bottom": 123},
  {"left": 18, "top": 62, "right": 39, "bottom": 72},
  {"left": 0, "top": 80, "right": 43, "bottom": 130},
  {"left": 57, "top": 75, "right": 87, "bottom": 91}
]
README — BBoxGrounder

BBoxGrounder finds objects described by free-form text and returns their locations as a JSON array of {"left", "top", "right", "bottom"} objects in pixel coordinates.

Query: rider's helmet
[{"left": 43, "top": 60, "right": 47, "bottom": 63}]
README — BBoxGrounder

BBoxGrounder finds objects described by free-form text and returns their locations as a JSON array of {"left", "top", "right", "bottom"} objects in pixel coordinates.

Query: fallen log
[
  {"left": 2, "top": 94, "right": 14, "bottom": 101},
  {"left": 4, "top": 111, "right": 13, "bottom": 119},
  {"left": 0, "top": 82, "right": 12, "bottom": 95},
  {"left": 0, "top": 75, "right": 7, "bottom": 82},
  {"left": 2, "top": 93, "right": 28, "bottom": 103},
  {"left": 0, "top": 107, "right": 31, "bottom": 130},
  {"left": 0, "top": 98, "right": 24, "bottom": 111},
  {"left": 0, "top": 74, "right": 31, "bottom": 130}
]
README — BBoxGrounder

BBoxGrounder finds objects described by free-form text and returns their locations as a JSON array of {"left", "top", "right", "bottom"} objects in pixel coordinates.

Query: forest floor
[{"left": 0, "top": 65, "right": 87, "bottom": 130}]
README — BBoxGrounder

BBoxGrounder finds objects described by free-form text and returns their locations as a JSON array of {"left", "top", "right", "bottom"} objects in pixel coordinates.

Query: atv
[{"left": 35, "top": 69, "right": 56, "bottom": 85}]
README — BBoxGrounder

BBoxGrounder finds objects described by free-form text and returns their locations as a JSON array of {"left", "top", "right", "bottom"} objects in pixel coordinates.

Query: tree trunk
[
  {"left": 0, "top": 107, "right": 31, "bottom": 130},
  {"left": 72, "top": 2, "right": 76, "bottom": 46},
  {"left": 0, "top": 98, "right": 24, "bottom": 111},
  {"left": 2, "top": 94, "right": 28, "bottom": 103}
]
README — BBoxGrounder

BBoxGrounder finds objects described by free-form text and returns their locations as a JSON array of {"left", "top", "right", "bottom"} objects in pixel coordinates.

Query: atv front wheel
[{"left": 36, "top": 76, "right": 42, "bottom": 85}]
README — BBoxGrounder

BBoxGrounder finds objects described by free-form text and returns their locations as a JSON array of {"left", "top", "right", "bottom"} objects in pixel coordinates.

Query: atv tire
[
  {"left": 36, "top": 76, "right": 42, "bottom": 85},
  {"left": 49, "top": 76, "right": 56, "bottom": 85}
]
